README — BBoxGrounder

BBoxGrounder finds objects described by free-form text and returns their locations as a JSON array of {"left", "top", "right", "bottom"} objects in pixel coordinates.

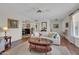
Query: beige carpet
[{"left": 3, "top": 42, "right": 71, "bottom": 55}]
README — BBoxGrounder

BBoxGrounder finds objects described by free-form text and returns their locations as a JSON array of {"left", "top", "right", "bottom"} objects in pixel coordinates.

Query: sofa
[
  {"left": 31, "top": 32, "right": 61, "bottom": 45},
  {"left": 0, "top": 37, "right": 5, "bottom": 53}
]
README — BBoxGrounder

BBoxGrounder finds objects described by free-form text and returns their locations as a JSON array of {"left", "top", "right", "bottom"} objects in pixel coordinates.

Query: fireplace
[{"left": 22, "top": 29, "right": 30, "bottom": 35}]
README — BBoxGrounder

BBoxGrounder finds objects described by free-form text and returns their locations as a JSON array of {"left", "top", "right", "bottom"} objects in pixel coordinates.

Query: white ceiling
[{"left": 0, "top": 3, "right": 79, "bottom": 21}]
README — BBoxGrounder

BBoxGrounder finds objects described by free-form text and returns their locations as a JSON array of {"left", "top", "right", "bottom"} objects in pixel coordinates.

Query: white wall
[
  {"left": 63, "top": 12, "right": 79, "bottom": 47},
  {"left": 30, "top": 20, "right": 50, "bottom": 32},
  {"left": 50, "top": 19, "right": 63, "bottom": 33},
  {"left": 0, "top": 16, "right": 22, "bottom": 42},
  {"left": 75, "top": 38, "right": 79, "bottom": 47},
  {"left": 62, "top": 17, "right": 69, "bottom": 32},
  {"left": 0, "top": 16, "right": 52, "bottom": 42},
  {"left": 64, "top": 16, "right": 76, "bottom": 44},
  {"left": 71, "top": 12, "right": 79, "bottom": 47},
  {"left": 30, "top": 21, "right": 40, "bottom": 32}
]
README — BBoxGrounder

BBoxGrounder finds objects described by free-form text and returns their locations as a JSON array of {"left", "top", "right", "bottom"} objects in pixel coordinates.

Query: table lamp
[{"left": 3, "top": 27, "right": 8, "bottom": 36}]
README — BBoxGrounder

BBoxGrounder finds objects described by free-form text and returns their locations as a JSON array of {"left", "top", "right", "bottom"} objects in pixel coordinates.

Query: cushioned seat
[
  {"left": 31, "top": 32, "right": 60, "bottom": 45},
  {"left": 0, "top": 37, "right": 5, "bottom": 53}
]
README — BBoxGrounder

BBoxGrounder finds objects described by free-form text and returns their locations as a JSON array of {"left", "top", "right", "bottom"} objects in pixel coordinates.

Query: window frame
[{"left": 72, "top": 11, "right": 79, "bottom": 38}]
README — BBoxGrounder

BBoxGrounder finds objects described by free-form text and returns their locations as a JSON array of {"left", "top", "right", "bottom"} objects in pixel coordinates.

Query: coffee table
[{"left": 28, "top": 37, "right": 53, "bottom": 54}]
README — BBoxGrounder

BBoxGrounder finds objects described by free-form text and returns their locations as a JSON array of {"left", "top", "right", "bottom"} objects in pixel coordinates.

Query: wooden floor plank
[{"left": 61, "top": 37, "right": 79, "bottom": 55}]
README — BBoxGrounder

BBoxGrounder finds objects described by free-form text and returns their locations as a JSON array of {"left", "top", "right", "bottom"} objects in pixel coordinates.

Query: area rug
[{"left": 2, "top": 42, "right": 71, "bottom": 55}]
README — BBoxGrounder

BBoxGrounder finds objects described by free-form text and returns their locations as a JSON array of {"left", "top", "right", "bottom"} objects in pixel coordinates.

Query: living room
[{"left": 0, "top": 3, "right": 79, "bottom": 55}]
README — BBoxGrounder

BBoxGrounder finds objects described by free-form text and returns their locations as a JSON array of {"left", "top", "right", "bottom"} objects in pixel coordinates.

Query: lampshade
[{"left": 3, "top": 27, "right": 8, "bottom": 32}]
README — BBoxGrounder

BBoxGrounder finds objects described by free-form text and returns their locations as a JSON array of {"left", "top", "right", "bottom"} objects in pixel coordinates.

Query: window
[{"left": 72, "top": 12, "right": 79, "bottom": 38}]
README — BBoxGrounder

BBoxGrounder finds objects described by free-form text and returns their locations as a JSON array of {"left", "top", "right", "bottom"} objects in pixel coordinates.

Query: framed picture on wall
[
  {"left": 65, "top": 22, "right": 69, "bottom": 28},
  {"left": 53, "top": 24, "right": 59, "bottom": 28},
  {"left": 8, "top": 18, "right": 19, "bottom": 28},
  {"left": 41, "top": 22, "right": 47, "bottom": 31}
]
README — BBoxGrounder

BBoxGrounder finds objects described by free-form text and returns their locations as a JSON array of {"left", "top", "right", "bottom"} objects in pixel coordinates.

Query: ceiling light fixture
[{"left": 37, "top": 10, "right": 42, "bottom": 13}]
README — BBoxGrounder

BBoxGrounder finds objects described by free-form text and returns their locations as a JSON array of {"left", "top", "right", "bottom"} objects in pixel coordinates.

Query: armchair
[
  {"left": 0, "top": 37, "right": 5, "bottom": 53},
  {"left": 52, "top": 32, "right": 60, "bottom": 45}
]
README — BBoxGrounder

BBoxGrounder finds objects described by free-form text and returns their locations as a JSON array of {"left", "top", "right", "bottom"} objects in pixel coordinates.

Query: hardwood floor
[
  {"left": 61, "top": 36, "right": 79, "bottom": 55},
  {"left": 3, "top": 36, "right": 79, "bottom": 55}
]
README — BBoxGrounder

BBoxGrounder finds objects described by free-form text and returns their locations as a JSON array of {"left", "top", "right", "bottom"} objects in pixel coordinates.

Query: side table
[{"left": 4, "top": 36, "right": 11, "bottom": 50}]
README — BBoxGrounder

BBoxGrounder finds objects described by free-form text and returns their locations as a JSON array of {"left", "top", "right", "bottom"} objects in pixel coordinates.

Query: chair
[
  {"left": 0, "top": 37, "right": 5, "bottom": 53},
  {"left": 52, "top": 32, "right": 60, "bottom": 45}
]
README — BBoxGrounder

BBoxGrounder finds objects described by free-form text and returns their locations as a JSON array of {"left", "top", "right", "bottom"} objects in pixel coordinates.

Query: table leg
[
  {"left": 45, "top": 52, "right": 47, "bottom": 55},
  {"left": 30, "top": 48, "right": 31, "bottom": 52}
]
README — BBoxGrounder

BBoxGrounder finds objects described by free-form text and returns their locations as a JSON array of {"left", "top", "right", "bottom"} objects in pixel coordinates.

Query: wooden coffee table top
[{"left": 29, "top": 37, "right": 52, "bottom": 46}]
